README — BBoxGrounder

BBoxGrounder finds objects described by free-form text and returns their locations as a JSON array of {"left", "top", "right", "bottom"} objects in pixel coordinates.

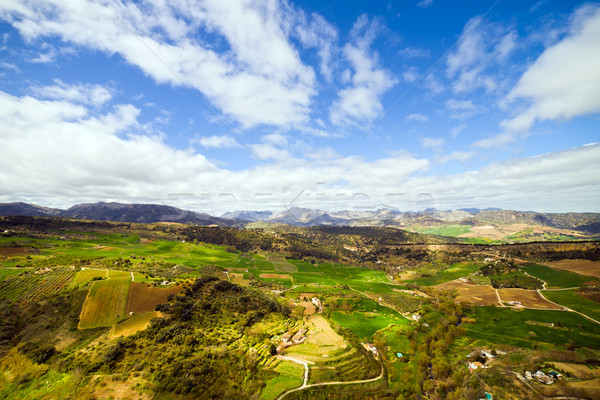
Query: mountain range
[{"left": 1, "top": 202, "right": 599, "bottom": 233}]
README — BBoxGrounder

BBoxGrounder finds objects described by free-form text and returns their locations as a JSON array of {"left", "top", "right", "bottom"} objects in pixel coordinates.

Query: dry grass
[
  {"left": 261, "top": 273, "right": 291, "bottom": 279},
  {"left": 79, "top": 277, "right": 130, "bottom": 329},
  {"left": 305, "top": 314, "right": 346, "bottom": 348},
  {"left": 550, "top": 362, "right": 600, "bottom": 379},
  {"left": 497, "top": 288, "right": 561, "bottom": 309},
  {"left": 0, "top": 247, "right": 29, "bottom": 256},
  {"left": 545, "top": 260, "right": 600, "bottom": 279},
  {"left": 110, "top": 311, "right": 162, "bottom": 338},
  {"left": 126, "top": 282, "right": 182, "bottom": 314},
  {"left": 435, "top": 280, "right": 499, "bottom": 306},
  {"left": 299, "top": 301, "right": 316, "bottom": 316}
]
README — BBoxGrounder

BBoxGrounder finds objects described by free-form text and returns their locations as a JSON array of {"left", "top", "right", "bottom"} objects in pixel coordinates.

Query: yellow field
[
  {"left": 435, "top": 280, "right": 499, "bottom": 306},
  {"left": 549, "top": 362, "right": 600, "bottom": 379},
  {"left": 78, "top": 271, "right": 131, "bottom": 329},
  {"left": 497, "top": 288, "right": 561, "bottom": 309},
  {"left": 545, "top": 260, "right": 600, "bottom": 278},
  {"left": 69, "top": 268, "right": 107, "bottom": 287},
  {"left": 110, "top": 311, "right": 162, "bottom": 338}
]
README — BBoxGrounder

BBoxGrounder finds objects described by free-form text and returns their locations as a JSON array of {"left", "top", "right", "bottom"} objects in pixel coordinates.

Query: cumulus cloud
[
  {"left": 31, "top": 79, "right": 112, "bottom": 106},
  {"left": 446, "top": 17, "right": 517, "bottom": 94},
  {"left": 501, "top": 5, "right": 600, "bottom": 133},
  {"left": 192, "top": 135, "right": 240, "bottom": 149},
  {"left": 0, "top": 0, "right": 317, "bottom": 129},
  {"left": 329, "top": 15, "right": 397, "bottom": 126},
  {"left": 421, "top": 136, "right": 444, "bottom": 150},
  {"left": 406, "top": 113, "right": 429, "bottom": 122}
]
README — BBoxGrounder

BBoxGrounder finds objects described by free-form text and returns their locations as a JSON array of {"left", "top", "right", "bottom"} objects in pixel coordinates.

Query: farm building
[
  {"left": 281, "top": 331, "right": 294, "bottom": 343},
  {"left": 311, "top": 297, "right": 322, "bottom": 311},
  {"left": 292, "top": 328, "right": 307, "bottom": 344},
  {"left": 468, "top": 362, "right": 485, "bottom": 371}
]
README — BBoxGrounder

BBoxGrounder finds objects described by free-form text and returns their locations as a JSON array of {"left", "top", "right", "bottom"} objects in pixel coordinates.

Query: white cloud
[
  {"left": 421, "top": 136, "right": 444, "bottom": 150},
  {"left": 406, "top": 113, "right": 429, "bottom": 122},
  {"left": 0, "top": 88, "right": 598, "bottom": 213},
  {"left": 417, "top": 0, "right": 433, "bottom": 9},
  {"left": 192, "top": 135, "right": 240, "bottom": 149},
  {"left": 437, "top": 150, "right": 475, "bottom": 164},
  {"left": 31, "top": 79, "right": 112, "bottom": 106},
  {"left": 450, "top": 123, "right": 467, "bottom": 138},
  {"left": 329, "top": 15, "right": 397, "bottom": 126},
  {"left": 398, "top": 46, "right": 430, "bottom": 59},
  {"left": 501, "top": 5, "right": 600, "bottom": 133},
  {"left": 294, "top": 11, "right": 338, "bottom": 82},
  {"left": 0, "top": 0, "right": 317, "bottom": 129},
  {"left": 402, "top": 66, "right": 419, "bottom": 83},
  {"left": 446, "top": 17, "right": 516, "bottom": 94},
  {"left": 445, "top": 99, "right": 474, "bottom": 110}
]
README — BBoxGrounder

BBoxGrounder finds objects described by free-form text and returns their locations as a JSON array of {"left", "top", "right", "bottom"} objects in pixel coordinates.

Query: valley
[{"left": 0, "top": 215, "right": 598, "bottom": 399}]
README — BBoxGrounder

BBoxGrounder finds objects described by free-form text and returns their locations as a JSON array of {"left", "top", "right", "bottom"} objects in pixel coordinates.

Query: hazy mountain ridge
[
  {"left": 1, "top": 202, "right": 599, "bottom": 233},
  {"left": 0, "top": 202, "right": 241, "bottom": 227}
]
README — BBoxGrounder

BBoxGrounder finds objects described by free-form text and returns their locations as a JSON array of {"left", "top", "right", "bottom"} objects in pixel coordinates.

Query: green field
[
  {"left": 406, "top": 262, "right": 481, "bottom": 286},
  {"left": 0, "top": 268, "right": 26, "bottom": 281},
  {"left": 521, "top": 263, "right": 591, "bottom": 288},
  {"left": 78, "top": 271, "right": 131, "bottom": 329},
  {"left": 330, "top": 298, "right": 410, "bottom": 340},
  {"left": 542, "top": 290, "right": 600, "bottom": 322},
  {"left": 69, "top": 268, "right": 107, "bottom": 287},
  {"left": 260, "top": 360, "right": 304, "bottom": 400},
  {"left": 407, "top": 225, "right": 472, "bottom": 237},
  {"left": 465, "top": 306, "right": 600, "bottom": 349}
]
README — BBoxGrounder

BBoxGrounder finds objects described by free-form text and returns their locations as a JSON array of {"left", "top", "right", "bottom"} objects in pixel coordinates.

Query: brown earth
[
  {"left": 549, "top": 362, "right": 600, "bottom": 379},
  {"left": 458, "top": 223, "right": 587, "bottom": 240},
  {"left": 0, "top": 247, "right": 29, "bottom": 256},
  {"left": 497, "top": 288, "right": 561, "bottom": 309},
  {"left": 545, "top": 259, "right": 600, "bottom": 278},
  {"left": 260, "top": 273, "right": 291, "bottom": 279},
  {"left": 126, "top": 282, "right": 182, "bottom": 314},
  {"left": 299, "top": 301, "right": 316, "bottom": 315},
  {"left": 435, "top": 280, "right": 500, "bottom": 306}
]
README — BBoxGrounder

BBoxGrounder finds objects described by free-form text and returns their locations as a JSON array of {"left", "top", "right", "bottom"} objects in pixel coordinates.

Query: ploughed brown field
[
  {"left": 260, "top": 273, "right": 291, "bottom": 279},
  {"left": 435, "top": 280, "right": 499, "bottom": 306},
  {"left": 126, "top": 282, "right": 183, "bottom": 314},
  {"left": 497, "top": 288, "right": 561, "bottom": 309},
  {"left": 545, "top": 259, "right": 600, "bottom": 278},
  {"left": 0, "top": 247, "right": 30, "bottom": 256}
]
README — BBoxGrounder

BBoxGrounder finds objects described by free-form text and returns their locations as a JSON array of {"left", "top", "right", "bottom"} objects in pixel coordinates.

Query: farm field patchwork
[
  {"left": 78, "top": 270, "right": 131, "bottom": 329},
  {"left": 435, "top": 280, "right": 500, "bottom": 306},
  {"left": 520, "top": 263, "right": 591, "bottom": 288},
  {"left": 497, "top": 288, "right": 561, "bottom": 309}
]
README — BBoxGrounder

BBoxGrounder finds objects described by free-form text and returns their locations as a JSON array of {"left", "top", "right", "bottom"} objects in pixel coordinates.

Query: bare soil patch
[
  {"left": 261, "top": 273, "right": 291, "bottom": 279},
  {"left": 550, "top": 362, "right": 600, "bottom": 379},
  {"left": 497, "top": 288, "right": 561, "bottom": 309},
  {"left": 126, "top": 282, "right": 182, "bottom": 314},
  {"left": 545, "top": 260, "right": 600, "bottom": 278},
  {"left": 0, "top": 247, "right": 29, "bottom": 256},
  {"left": 435, "top": 280, "right": 499, "bottom": 306},
  {"left": 304, "top": 314, "right": 346, "bottom": 348},
  {"left": 299, "top": 301, "right": 316, "bottom": 315}
]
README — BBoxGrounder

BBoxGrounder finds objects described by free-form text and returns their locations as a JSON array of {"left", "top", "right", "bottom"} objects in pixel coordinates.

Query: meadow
[
  {"left": 520, "top": 263, "right": 590, "bottom": 288},
  {"left": 542, "top": 289, "right": 600, "bottom": 322},
  {"left": 406, "top": 262, "right": 481, "bottom": 286},
  {"left": 464, "top": 306, "right": 600, "bottom": 349}
]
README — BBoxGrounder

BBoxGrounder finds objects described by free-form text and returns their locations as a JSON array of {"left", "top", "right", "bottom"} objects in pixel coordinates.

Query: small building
[
  {"left": 507, "top": 301, "right": 521, "bottom": 306},
  {"left": 311, "top": 297, "right": 322, "bottom": 311},
  {"left": 525, "top": 371, "right": 532, "bottom": 380},
  {"left": 411, "top": 314, "right": 421, "bottom": 322},
  {"left": 362, "top": 342, "right": 378, "bottom": 355},
  {"left": 281, "top": 331, "right": 293, "bottom": 343},
  {"left": 481, "top": 350, "right": 495, "bottom": 359},
  {"left": 292, "top": 328, "right": 307, "bottom": 344},
  {"left": 469, "top": 362, "right": 485, "bottom": 371}
]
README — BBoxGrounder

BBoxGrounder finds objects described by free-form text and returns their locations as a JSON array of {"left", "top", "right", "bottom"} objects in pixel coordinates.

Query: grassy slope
[
  {"left": 465, "top": 306, "right": 600, "bottom": 349},
  {"left": 521, "top": 263, "right": 591, "bottom": 288},
  {"left": 542, "top": 290, "right": 600, "bottom": 321},
  {"left": 78, "top": 271, "right": 131, "bottom": 328}
]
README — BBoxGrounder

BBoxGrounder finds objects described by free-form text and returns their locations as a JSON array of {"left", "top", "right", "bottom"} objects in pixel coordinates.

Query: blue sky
[{"left": 0, "top": 0, "right": 599, "bottom": 214}]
